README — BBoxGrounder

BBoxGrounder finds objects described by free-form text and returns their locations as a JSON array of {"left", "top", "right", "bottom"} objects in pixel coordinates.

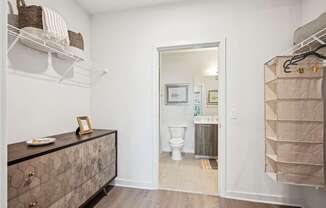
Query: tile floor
[{"left": 159, "top": 152, "right": 218, "bottom": 195}]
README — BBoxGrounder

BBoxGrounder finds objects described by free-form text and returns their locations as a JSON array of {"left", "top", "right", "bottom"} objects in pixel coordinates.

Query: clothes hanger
[{"left": 283, "top": 44, "right": 326, "bottom": 73}]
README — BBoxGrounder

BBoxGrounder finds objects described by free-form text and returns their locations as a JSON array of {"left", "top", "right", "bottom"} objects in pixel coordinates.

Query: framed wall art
[{"left": 165, "top": 84, "right": 189, "bottom": 105}]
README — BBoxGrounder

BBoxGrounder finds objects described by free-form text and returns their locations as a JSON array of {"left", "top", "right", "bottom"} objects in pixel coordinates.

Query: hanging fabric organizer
[{"left": 264, "top": 56, "right": 325, "bottom": 188}]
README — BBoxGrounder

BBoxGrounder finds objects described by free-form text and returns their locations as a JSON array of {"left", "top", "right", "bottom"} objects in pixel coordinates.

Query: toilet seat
[{"left": 169, "top": 138, "right": 184, "bottom": 145}]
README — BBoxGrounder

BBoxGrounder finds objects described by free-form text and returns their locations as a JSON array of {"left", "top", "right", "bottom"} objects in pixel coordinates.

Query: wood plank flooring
[
  {"left": 95, "top": 187, "right": 218, "bottom": 208},
  {"left": 94, "top": 187, "right": 300, "bottom": 208}
]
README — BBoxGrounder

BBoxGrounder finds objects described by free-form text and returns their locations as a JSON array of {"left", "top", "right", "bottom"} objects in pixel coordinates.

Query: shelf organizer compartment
[
  {"left": 266, "top": 100, "right": 323, "bottom": 121},
  {"left": 266, "top": 121, "right": 324, "bottom": 143},
  {"left": 265, "top": 78, "right": 323, "bottom": 100},
  {"left": 266, "top": 157, "right": 324, "bottom": 186},
  {"left": 266, "top": 139, "right": 324, "bottom": 164},
  {"left": 264, "top": 56, "right": 325, "bottom": 188}
]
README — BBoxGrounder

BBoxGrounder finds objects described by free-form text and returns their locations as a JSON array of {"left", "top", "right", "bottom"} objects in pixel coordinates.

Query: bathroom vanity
[
  {"left": 194, "top": 116, "right": 218, "bottom": 158},
  {"left": 7, "top": 129, "right": 117, "bottom": 208}
]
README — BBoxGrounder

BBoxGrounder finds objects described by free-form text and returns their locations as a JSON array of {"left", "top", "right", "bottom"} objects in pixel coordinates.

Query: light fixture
[{"left": 204, "top": 67, "right": 218, "bottom": 76}]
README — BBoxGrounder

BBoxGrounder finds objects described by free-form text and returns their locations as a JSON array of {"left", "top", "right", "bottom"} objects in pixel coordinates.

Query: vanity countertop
[
  {"left": 8, "top": 129, "right": 117, "bottom": 166},
  {"left": 193, "top": 116, "right": 218, "bottom": 124}
]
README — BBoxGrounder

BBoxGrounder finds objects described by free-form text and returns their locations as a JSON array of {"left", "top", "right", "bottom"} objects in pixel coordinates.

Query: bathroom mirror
[{"left": 207, "top": 90, "right": 218, "bottom": 105}]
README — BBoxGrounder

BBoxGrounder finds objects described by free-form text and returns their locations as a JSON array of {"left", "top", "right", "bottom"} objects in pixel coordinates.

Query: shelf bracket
[
  {"left": 90, "top": 68, "right": 109, "bottom": 85},
  {"left": 7, "top": 36, "right": 19, "bottom": 53},
  {"left": 59, "top": 61, "right": 77, "bottom": 83},
  {"left": 312, "top": 36, "right": 325, "bottom": 45},
  {"left": 46, "top": 52, "right": 54, "bottom": 72}
]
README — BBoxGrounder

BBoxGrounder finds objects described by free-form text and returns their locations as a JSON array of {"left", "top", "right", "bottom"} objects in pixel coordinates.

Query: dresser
[{"left": 8, "top": 129, "right": 117, "bottom": 208}]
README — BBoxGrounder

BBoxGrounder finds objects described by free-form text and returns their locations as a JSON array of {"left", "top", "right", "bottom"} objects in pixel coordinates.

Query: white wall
[
  {"left": 301, "top": 0, "right": 326, "bottom": 24},
  {"left": 91, "top": 0, "right": 304, "bottom": 204},
  {"left": 159, "top": 50, "right": 218, "bottom": 153},
  {"left": 7, "top": 0, "right": 91, "bottom": 143},
  {"left": 300, "top": 1, "right": 326, "bottom": 207}
]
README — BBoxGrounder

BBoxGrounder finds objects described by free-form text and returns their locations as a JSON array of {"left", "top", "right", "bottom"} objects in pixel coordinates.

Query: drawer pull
[
  {"left": 28, "top": 170, "right": 36, "bottom": 177},
  {"left": 24, "top": 170, "right": 36, "bottom": 185},
  {"left": 98, "top": 159, "right": 103, "bottom": 171},
  {"left": 29, "top": 201, "right": 38, "bottom": 207}
]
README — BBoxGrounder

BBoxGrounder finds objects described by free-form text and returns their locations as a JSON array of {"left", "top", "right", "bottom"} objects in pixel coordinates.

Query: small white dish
[{"left": 26, "top": 137, "right": 56, "bottom": 146}]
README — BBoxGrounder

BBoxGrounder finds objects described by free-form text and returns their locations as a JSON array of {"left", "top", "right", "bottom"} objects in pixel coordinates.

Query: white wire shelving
[
  {"left": 7, "top": 24, "right": 108, "bottom": 88},
  {"left": 286, "top": 27, "right": 326, "bottom": 55},
  {"left": 265, "top": 26, "right": 326, "bottom": 68}
]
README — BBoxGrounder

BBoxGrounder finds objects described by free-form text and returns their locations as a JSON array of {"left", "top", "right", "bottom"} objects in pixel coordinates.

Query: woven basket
[
  {"left": 68, "top": 30, "right": 84, "bottom": 50},
  {"left": 8, "top": 1, "right": 18, "bottom": 27},
  {"left": 16, "top": 0, "right": 43, "bottom": 29}
]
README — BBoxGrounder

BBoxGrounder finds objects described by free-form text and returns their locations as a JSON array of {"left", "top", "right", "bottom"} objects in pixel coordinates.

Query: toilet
[{"left": 168, "top": 125, "right": 187, "bottom": 160}]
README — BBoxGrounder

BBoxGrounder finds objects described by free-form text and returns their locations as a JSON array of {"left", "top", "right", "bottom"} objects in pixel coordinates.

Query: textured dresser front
[{"left": 8, "top": 133, "right": 117, "bottom": 208}]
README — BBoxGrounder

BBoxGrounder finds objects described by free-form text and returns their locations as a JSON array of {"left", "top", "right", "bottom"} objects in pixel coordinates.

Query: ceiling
[{"left": 75, "top": 0, "right": 188, "bottom": 14}]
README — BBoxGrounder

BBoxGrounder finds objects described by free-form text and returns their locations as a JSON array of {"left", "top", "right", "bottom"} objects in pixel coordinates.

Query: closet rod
[{"left": 283, "top": 44, "right": 326, "bottom": 73}]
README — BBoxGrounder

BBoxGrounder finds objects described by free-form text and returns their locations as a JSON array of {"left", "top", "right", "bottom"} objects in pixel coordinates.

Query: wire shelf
[
  {"left": 285, "top": 26, "right": 326, "bottom": 56},
  {"left": 7, "top": 24, "right": 108, "bottom": 88}
]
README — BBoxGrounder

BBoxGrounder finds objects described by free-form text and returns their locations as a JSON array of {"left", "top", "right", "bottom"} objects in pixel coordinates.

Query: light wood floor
[
  {"left": 95, "top": 186, "right": 218, "bottom": 208},
  {"left": 159, "top": 152, "right": 218, "bottom": 195},
  {"left": 94, "top": 187, "right": 300, "bottom": 208}
]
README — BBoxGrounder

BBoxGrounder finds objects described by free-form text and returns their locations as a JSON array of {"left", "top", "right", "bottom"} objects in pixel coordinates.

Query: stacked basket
[{"left": 264, "top": 56, "right": 325, "bottom": 187}]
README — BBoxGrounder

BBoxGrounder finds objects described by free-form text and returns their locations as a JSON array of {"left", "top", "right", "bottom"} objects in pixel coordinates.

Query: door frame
[
  {"left": 152, "top": 39, "right": 227, "bottom": 197},
  {"left": 0, "top": 0, "right": 8, "bottom": 206}
]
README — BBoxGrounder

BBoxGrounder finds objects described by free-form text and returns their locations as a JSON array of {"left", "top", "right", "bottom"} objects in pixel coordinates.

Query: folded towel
[
  {"left": 42, "top": 6, "right": 69, "bottom": 46},
  {"left": 20, "top": 27, "right": 65, "bottom": 53}
]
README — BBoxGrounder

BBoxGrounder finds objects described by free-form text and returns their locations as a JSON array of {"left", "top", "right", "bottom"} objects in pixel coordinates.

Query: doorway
[{"left": 154, "top": 41, "right": 226, "bottom": 196}]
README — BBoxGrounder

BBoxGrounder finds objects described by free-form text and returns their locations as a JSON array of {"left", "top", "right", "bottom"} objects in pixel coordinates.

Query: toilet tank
[{"left": 168, "top": 125, "right": 187, "bottom": 139}]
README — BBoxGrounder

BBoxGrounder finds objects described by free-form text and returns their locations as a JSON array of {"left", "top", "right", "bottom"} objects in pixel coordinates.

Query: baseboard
[
  {"left": 223, "top": 191, "right": 304, "bottom": 208},
  {"left": 112, "top": 179, "right": 304, "bottom": 207},
  {"left": 112, "top": 178, "right": 156, "bottom": 190}
]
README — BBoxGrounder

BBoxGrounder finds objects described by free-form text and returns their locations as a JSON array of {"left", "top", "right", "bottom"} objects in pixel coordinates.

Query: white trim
[
  {"left": 217, "top": 38, "right": 227, "bottom": 197},
  {"left": 112, "top": 178, "right": 156, "bottom": 190},
  {"left": 152, "top": 44, "right": 160, "bottom": 189},
  {"left": 224, "top": 191, "right": 304, "bottom": 208},
  {"left": 151, "top": 39, "right": 227, "bottom": 197},
  {"left": 0, "top": 0, "right": 8, "bottom": 207}
]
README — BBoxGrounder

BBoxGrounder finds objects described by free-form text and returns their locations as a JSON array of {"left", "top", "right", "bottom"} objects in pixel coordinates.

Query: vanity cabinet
[
  {"left": 195, "top": 124, "right": 218, "bottom": 158},
  {"left": 8, "top": 129, "right": 117, "bottom": 208}
]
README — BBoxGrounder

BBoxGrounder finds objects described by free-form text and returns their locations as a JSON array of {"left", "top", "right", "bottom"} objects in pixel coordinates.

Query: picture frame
[
  {"left": 207, "top": 90, "right": 218, "bottom": 105},
  {"left": 76, "top": 116, "right": 93, "bottom": 135},
  {"left": 165, "top": 84, "right": 189, "bottom": 105}
]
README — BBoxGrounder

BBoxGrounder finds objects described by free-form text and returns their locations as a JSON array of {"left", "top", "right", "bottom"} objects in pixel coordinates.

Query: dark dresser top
[{"left": 8, "top": 129, "right": 116, "bottom": 166}]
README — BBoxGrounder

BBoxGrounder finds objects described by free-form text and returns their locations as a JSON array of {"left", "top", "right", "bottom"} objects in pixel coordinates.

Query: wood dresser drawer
[
  {"left": 8, "top": 153, "right": 55, "bottom": 201},
  {"left": 8, "top": 130, "right": 117, "bottom": 208}
]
